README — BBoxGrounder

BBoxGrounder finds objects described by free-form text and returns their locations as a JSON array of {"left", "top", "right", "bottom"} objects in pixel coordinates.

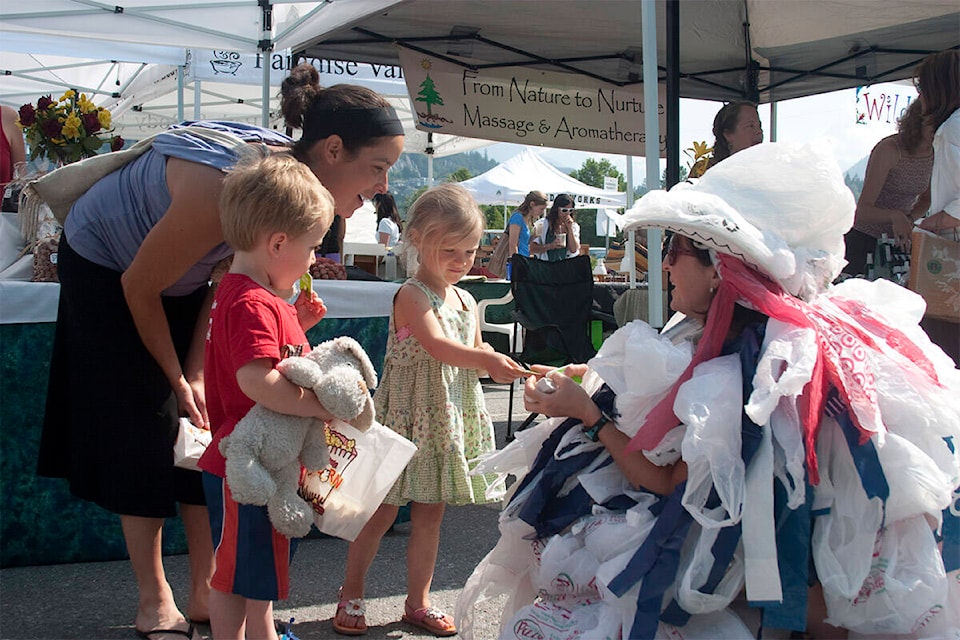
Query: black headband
[{"left": 301, "top": 106, "right": 404, "bottom": 142}]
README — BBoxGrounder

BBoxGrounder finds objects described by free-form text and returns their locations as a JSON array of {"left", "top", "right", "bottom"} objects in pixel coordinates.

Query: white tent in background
[{"left": 459, "top": 149, "right": 625, "bottom": 208}]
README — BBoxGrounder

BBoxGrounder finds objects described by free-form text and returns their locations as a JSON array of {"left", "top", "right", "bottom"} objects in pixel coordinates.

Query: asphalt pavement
[{"left": 0, "top": 381, "right": 534, "bottom": 640}]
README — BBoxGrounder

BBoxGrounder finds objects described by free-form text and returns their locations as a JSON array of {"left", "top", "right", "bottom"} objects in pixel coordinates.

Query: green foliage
[
  {"left": 845, "top": 172, "right": 864, "bottom": 201},
  {"left": 447, "top": 167, "right": 472, "bottom": 183},
  {"left": 568, "top": 158, "right": 627, "bottom": 250},
  {"left": 482, "top": 205, "right": 505, "bottom": 229},
  {"left": 569, "top": 158, "right": 626, "bottom": 190}
]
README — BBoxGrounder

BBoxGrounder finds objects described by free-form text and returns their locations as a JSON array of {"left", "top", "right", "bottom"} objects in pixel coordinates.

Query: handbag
[
  {"left": 908, "top": 228, "right": 960, "bottom": 322},
  {"left": 173, "top": 418, "right": 212, "bottom": 472},
  {"left": 298, "top": 419, "right": 416, "bottom": 541},
  {"left": 486, "top": 235, "right": 512, "bottom": 278}
]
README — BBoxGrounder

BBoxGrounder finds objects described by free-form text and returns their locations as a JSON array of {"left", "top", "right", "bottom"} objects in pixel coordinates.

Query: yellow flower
[
  {"left": 684, "top": 140, "right": 714, "bottom": 178},
  {"left": 60, "top": 89, "right": 76, "bottom": 102},
  {"left": 61, "top": 112, "right": 82, "bottom": 139},
  {"left": 97, "top": 108, "right": 112, "bottom": 129},
  {"left": 690, "top": 140, "right": 712, "bottom": 160},
  {"left": 78, "top": 93, "right": 97, "bottom": 114}
]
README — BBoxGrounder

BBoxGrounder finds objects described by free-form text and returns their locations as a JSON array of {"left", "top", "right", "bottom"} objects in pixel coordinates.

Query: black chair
[{"left": 506, "top": 254, "right": 597, "bottom": 438}]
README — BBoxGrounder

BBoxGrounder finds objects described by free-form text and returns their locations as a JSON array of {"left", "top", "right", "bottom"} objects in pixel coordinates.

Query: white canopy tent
[{"left": 459, "top": 149, "right": 625, "bottom": 208}]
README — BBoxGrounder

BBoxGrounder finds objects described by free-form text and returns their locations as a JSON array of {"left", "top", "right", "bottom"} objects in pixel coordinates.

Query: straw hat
[{"left": 622, "top": 142, "right": 855, "bottom": 300}]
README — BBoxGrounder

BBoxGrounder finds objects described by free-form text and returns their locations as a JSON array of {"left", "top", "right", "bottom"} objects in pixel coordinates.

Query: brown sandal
[
  {"left": 332, "top": 588, "right": 367, "bottom": 636},
  {"left": 401, "top": 601, "right": 457, "bottom": 637}
]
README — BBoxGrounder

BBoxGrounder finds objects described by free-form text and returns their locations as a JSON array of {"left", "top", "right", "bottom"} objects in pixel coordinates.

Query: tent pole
[
  {"left": 625, "top": 157, "right": 636, "bottom": 288},
  {"left": 260, "top": 0, "right": 273, "bottom": 128},
  {"left": 642, "top": 0, "right": 664, "bottom": 328},
  {"left": 176, "top": 65, "right": 184, "bottom": 122},
  {"left": 665, "top": 0, "right": 680, "bottom": 189},
  {"left": 770, "top": 102, "right": 778, "bottom": 142},
  {"left": 426, "top": 132, "right": 435, "bottom": 187},
  {"left": 193, "top": 78, "right": 202, "bottom": 120},
  {"left": 261, "top": 55, "right": 271, "bottom": 128}
]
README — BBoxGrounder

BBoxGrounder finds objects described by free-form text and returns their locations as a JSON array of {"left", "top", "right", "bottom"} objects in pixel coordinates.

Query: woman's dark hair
[
  {"left": 545, "top": 193, "right": 575, "bottom": 228},
  {"left": 374, "top": 192, "right": 403, "bottom": 232},
  {"left": 914, "top": 50, "right": 960, "bottom": 132},
  {"left": 897, "top": 100, "right": 926, "bottom": 154},
  {"left": 280, "top": 62, "right": 396, "bottom": 159},
  {"left": 708, "top": 101, "right": 757, "bottom": 167}
]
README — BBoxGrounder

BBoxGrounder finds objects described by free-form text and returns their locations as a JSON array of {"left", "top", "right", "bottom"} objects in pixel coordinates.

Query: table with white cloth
[{"left": 0, "top": 280, "right": 399, "bottom": 567}]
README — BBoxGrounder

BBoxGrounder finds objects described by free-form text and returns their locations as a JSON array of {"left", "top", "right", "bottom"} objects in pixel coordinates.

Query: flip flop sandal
[
  {"left": 401, "top": 602, "right": 457, "bottom": 637},
  {"left": 332, "top": 589, "right": 367, "bottom": 636},
  {"left": 134, "top": 623, "right": 196, "bottom": 640}
]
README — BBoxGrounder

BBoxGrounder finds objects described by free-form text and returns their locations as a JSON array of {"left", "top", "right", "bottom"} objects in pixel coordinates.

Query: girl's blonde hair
[
  {"left": 220, "top": 153, "right": 335, "bottom": 251},
  {"left": 401, "top": 183, "right": 484, "bottom": 270}
]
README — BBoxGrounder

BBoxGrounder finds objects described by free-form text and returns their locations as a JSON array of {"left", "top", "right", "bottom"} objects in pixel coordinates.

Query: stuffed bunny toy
[{"left": 219, "top": 336, "right": 378, "bottom": 538}]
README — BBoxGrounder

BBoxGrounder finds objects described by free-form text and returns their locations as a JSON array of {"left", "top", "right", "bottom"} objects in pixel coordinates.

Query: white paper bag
[
  {"left": 173, "top": 418, "right": 211, "bottom": 472},
  {"left": 299, "top": 419, "right": 417, "bottom": 541}
]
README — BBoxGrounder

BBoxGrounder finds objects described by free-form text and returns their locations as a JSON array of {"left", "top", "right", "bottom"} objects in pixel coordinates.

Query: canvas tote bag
[{"left": 908, "top": 228, "right": 960, "bottom": 322}]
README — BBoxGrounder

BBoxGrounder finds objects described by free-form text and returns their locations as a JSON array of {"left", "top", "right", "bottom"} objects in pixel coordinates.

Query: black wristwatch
[{"left": 581, "top": 410, "right": 612, "bottom": 442}]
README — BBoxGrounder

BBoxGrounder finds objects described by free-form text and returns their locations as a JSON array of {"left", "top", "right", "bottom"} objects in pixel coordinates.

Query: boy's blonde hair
[
  {"left": 220, "top": 153, "right": 335, "bottom": 251},
  {"left": 402, "top": 183, "right": 484, "bottom": 266}
]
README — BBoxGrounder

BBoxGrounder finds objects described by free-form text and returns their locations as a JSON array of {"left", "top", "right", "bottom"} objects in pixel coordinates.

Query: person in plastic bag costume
[{"left": 456, "top": 142, "right": 960, "bottom": 640}]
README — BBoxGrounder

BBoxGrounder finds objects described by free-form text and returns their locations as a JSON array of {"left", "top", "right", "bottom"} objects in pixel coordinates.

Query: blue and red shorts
[{"left": 202, "top": 472, "right": 297, "bottom": 601}]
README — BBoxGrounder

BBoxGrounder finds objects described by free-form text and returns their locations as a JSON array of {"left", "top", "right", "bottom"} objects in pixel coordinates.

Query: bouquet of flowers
[{"left": 17, "top": 90, "right": 124, "bottom": 165}]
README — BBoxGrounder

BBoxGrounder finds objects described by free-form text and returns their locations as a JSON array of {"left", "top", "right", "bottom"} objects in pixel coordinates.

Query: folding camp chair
[{"left": 506, "top": 254, "right": 597, "bottom": 438}]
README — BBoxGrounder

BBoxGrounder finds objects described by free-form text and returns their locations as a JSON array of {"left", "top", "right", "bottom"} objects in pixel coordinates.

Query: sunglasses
[
  {"left": 662, "top": 234, "right": 701, "bottom": 265},
  {"left": 559, "top": 207, "right": 576, "bottom": 213}
]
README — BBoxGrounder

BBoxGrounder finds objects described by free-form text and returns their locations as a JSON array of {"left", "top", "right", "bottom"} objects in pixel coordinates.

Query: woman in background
[
  {"left": 504, "top": 190, "right": 547, "bottom": 279},
  {"left": 531, "top": 193, "right": 581, "bottom": 261},
  {"left": 1, "top": 104, "right": 27, "bottom": 191},
  {"left": 915, "top": 49, "right": 960, "bottom": 364},
  {"left": 705, "top": 101, "right": 762, "bottom": 170},
  {"left": 846, "top": 100, "right": 932, "bottom": 275},
  {"left": 375, "top": 192, "right": 402, "bottom": 248}
]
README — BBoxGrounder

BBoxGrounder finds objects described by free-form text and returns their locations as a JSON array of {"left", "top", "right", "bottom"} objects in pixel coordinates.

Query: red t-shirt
[{"left": 199, "top": 273, "right": 311, "bottom": 478}]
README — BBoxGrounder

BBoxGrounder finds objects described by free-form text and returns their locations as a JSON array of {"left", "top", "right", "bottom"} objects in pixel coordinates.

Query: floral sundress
[{"left": 377, "top": 278, "right": 505, "bottom": 505}]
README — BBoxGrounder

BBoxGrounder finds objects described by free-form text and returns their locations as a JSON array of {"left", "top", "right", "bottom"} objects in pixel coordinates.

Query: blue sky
[{"left": 484, "top": 81, "right": 914, "bottom": 180}]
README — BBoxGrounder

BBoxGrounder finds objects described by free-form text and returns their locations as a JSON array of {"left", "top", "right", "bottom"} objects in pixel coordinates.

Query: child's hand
[
  {"left": 482, "top": 351, "right": 527, "bottom": 383},
  {"left": 295, "top": 289, "right": 327, "bottom": 330}
]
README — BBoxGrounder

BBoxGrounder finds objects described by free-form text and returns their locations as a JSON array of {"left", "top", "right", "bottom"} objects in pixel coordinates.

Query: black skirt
[{"left": 38, "top": 235, "right": 207, "bottom": 517}]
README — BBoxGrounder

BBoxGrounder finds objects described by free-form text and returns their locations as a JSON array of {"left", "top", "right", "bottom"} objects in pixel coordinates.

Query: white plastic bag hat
[{"left": 622, "top": 142, "right": 855, "bottom": 300}]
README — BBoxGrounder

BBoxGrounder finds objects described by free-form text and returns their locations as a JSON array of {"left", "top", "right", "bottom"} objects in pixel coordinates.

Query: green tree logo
[{"left": 416, "top": 58, "right": 445, "bottom": 116}]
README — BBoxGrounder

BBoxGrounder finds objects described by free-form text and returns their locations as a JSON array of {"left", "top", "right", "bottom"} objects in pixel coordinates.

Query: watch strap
[{"left": 582, "top": 410, "right": 612, "bottom": 442}]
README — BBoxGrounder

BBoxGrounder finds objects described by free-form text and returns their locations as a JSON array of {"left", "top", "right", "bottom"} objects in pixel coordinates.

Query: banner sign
[
  {"left": 855, "top": 83, "right": 918, "bottom": 127},
  {"left": 189, "top": 49, "right": 407, "bottom": 97},
  {"left": 398, "top": 49, "right": 666, "bottom": 157}
]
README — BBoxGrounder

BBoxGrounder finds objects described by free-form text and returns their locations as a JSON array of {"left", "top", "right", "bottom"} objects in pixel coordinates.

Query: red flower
[
  {"left": 18, "top": 103, "right": 36, "bottom": 127},
  {"left": 110, "top": 136, "right": 124, "bottom": 152},
  {"left": 36, "top": 95, "right": 54, "bottom": 111},
  {"left": 41, "top": 118, "right": 62, "bottom": 139},
  {"left": 82, "top": 112, "right": 101, "bottom": 134}
]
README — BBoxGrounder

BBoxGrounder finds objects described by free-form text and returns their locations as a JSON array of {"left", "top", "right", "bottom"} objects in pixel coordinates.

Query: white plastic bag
[
  {"left": 500, "top": 599, "right": 622, "bottom": 640},
  {"left": 173, "top": 418, "right": 211, "bottom": 472},
  {"left": 812, "top": 418, "right": 884, "bottom": 600},
  {"left": 823, "top": 515, "right": 948, "bottom": 635},
  {"left": 589, "top": 320, "right": 692, "bottom": 438},
  {"left": 674, "top": 524, "right": 745, "bottom": 614},
  {"left": 677, "top": 354, "right": 745, "bottom": 529},
  {"left": 298, "top": 419, "right": 416, "bottom": 541}
]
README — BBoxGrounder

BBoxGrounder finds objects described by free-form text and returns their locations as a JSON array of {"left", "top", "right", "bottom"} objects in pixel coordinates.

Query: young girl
[{"left": 332, "top": 183, "right": 526, "bottom": 637}]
